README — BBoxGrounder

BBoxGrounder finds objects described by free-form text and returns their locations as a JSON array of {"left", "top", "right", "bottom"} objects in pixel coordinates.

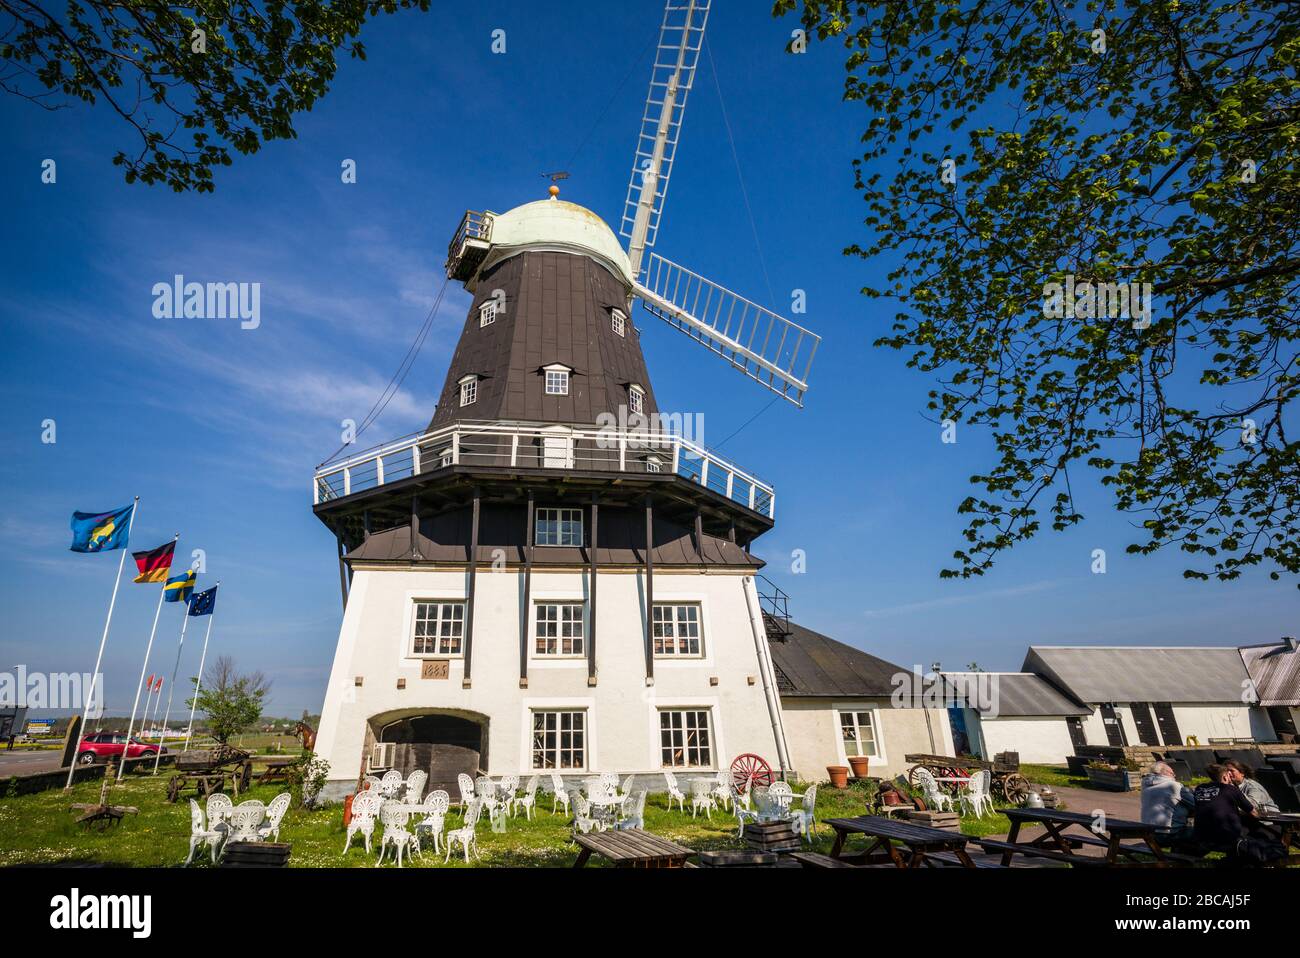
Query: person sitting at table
[
  {"left": 1140, "top": 762, "right": 1195, "bottom": 846},
  {"left": 1193, "top": 764, "right": 1286, "bottom": 866},
  {"left": 1221, "top": 759, "right": 1280, "bottom": 814}
]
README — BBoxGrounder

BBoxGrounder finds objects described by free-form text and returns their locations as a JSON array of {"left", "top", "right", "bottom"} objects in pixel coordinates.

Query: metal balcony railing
[
  {"left": 313, "top": 419, "right": 775, "bottom": 518},
  {"left": 445, "top": 210, "right": 494, "bottom": 280}
]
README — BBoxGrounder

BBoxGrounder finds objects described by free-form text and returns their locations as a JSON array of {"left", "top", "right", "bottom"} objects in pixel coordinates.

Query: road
[{"left": 0, "top": 749, "right": 65, "bottom": 775}]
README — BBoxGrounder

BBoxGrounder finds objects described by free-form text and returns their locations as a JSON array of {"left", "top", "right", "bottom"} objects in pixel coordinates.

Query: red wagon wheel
[{"left": 730, "top": 753, "right": 774, "bottom": 794}]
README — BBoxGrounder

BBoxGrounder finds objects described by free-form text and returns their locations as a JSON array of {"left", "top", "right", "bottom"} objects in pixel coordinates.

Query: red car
[{"left": 76, "top": 732, "right": 166, "bottom": 765}]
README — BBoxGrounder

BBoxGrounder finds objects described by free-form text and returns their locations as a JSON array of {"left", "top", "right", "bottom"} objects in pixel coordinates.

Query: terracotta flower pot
[
  {"left": 848, "top": 756, "right": 871, "bottom": 779},
  {"left": 827, "top": 765, "right": 850, "bottom": 789}
]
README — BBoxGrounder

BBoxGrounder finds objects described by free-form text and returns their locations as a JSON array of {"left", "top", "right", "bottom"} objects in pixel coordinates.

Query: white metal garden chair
[
  {"left": 414, "top": 790, "right": 450, "bottom": 854},
  {"left": 690, "top": 779, "right": 716, "bottom": 819},
  {"left": 764, "top": 781, "right": 795, "bottom": 820},
  {"left": 403, "top": 769, "right": 427, "bottom": 805},
  {"left": 205, "top": 792, "right": 233, "bottom": 833},
  {"left": 457, "top": 773, "right": 476, "bottom": 811},
  {"left": 620, "top": 774, "right": 636, "bottom": 800},
  {"left": 569, "top": 791, "right": 601, "bottom": 837},
  {"left": 515, "top": 775, "right": 540, "bottom": 820},
  {"left": 548, "top": 771, "right": 570, "bottom": 815},
  {"left": 663, "top": 769, "right": 687, "bottom": 812},
  {"left": 911, "top": 767, "right": 954, "bottom": 813},
  {"left": 711, "top": 770, "right": 732, "bottom": 811},
  {"left": 344, "top": 792, "right": 382, "bottom": 854},
  {"left": 257, "top": 792, "right": 292, "bottom": 842},
  {"left": 959, "top": 769, "right": 993, "bottom": 818},
  {"left": 186, "top": 799, "right": 226, "bottom": 864},
  {"left": 599, "top": 771, "right": 620, "bottom": 797},
  {"left": 498, "top": 774, "right": 520, "bottom": 814},
  {"left": 379, "top": 769, "right": 404, "bottom": 798},
  {"left": 731, "top": 784, "right": 760, "bottom": 837},
  {"left": 445, "top": 802, "right": 482, "bottom": 863},
  {"left": 376, "top": 803, "right": 418, "bottom": 867},
  {"left": 476, "top": 776, "right": 500, "bottom": 817},
  {"left": 791, "top": 784, "right": 818, "bottom": 842},
  {"left": 226, "top": 801, "right": 266, "bottom": 843},
  {"left": 617, "top": 790, "right": 648, "bottom": 830}
]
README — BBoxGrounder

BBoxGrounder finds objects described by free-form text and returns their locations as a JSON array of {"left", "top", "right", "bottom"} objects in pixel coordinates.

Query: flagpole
[
  {"left": 152, "top": 608, "right": 193, "bottom": 774},
  {"left": 184, "top": 581, "right": 219, "bottom": 753},
  {"left": 65, "top": 497, "right": 139, "bottom": 790},
  {"left": 118, "top": 532, "right": 179, "bottom": 782}
]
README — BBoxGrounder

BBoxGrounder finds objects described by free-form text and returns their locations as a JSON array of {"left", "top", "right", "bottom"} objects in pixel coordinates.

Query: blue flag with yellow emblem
[
  {"left": 70, "top": 504, "right": 134, "bottom": 553},
  {"left": 164, "top": 569, "right": 197, "bottom": 603}
]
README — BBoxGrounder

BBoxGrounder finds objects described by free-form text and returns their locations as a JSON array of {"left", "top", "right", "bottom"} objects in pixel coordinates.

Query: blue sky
[{"left": 1, "top": 1, "right": 1292, "bottom": 717}]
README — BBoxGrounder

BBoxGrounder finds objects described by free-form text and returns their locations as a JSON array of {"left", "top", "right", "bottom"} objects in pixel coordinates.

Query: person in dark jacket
[{"left": 1193, "top": 765, "right": 1286, "bottom": 865}]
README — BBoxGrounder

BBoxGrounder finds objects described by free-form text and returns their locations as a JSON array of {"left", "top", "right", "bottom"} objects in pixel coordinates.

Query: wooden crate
[
  {"left": 743, "top": 820, "right": 801, "bottom": 852},
  {"left": 901, "top": 810, "right": 961, "bottom": 831},
  {"left": 219, "top": 842, "right": 292, "bottom": 868},
  {"left": 698, "top": 850, "right": 778, "bottom": 867}
]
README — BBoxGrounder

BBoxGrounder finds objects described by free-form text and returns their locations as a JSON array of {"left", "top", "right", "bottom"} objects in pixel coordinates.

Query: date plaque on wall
[{"left": 421, "top": 659, "right": 450, "bottom": 680}]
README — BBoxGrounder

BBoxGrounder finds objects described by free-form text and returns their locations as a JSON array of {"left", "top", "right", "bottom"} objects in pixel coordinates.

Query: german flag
[{"left": 133, "top": 541, "right": 176, "bottom": 583}]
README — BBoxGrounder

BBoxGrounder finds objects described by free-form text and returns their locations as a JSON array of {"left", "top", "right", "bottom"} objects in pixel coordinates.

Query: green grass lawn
[{"left": 0, "top": 773, "right": 1034, "bottom": 867}]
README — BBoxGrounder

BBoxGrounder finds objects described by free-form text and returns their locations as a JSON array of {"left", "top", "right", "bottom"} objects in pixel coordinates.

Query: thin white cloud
[{"left": 863, "top": 579, "right": 1065, "bottom": 619}]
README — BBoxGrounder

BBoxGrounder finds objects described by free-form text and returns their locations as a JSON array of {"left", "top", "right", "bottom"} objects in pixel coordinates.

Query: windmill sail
[
  {"left": 621, "top": 0, "right": 711, "bottom": 280},
  {"left": 635, "top": 253, "right": 819, "bottom": 407}
]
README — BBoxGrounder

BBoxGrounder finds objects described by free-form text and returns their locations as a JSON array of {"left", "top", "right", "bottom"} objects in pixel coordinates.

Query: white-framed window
[
  {"left": 412, "top": 601, "right": 465, "bottom": 656},
  {"left": 628, "top": 384, "right": 645, "bottom": 415},
  {"left": 652, "top": 603, "right": 702, "bottom": 656},
  {"left": 531, "top": 710, "right": 586, "bottom": 769},
  {"left": 535, "top": 603, "right": 585, "bottom": 656},
  {"left": 659, "top": 709, "right": 713, "bottom": 768},
  {"left": 611, "top": 309, "right": 626, "bottom": 337},
  {"left": 645, "top": 456, "right": 661, "bottom": 474},
  {"left": 838, "top": 709, "right": 879, "bottom": 758},
  {"left": 436, "top": 446, "right": 452, "bottom": 468},
  {"left": 536, "top": 507, "right": 583, "bottom": 546},
  {"left": 479, "top": 301, "right": 497, "bottom": 327},
  {"left": 545, "top": 369, "right": 569, "bottom": 395},
  {"left": 458, "top": 376, "right": 477, "bottom": 407}
]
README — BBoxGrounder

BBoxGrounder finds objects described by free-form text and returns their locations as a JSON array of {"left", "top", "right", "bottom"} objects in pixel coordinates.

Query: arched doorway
[{"left": 368, "top": 709, "right": 487, "bottom": 792}]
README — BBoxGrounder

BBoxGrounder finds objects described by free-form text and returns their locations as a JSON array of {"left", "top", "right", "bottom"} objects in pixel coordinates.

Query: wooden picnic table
[
  {"left": 991, "top": 807, "right": 1189, "bottom": 867},
  {"left": 825, "top": 815, "right": 981, "bottom": 868},
  {"left": 1258, "top": 812, "right": 1300, "bottom": 866},
  {"left": 572, "top": 828, "right": 695, "bottom": 868}
]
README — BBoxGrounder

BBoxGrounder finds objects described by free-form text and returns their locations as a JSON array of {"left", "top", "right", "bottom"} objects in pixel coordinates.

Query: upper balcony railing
[
  {"left": 445, "top": 210, "right": 494, "bottom": 281},
  {"left": 313, "top": 419, "right": 775, "bottom": 519}
]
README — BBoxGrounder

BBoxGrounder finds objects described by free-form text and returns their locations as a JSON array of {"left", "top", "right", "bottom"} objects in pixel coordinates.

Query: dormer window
[
  {"left": 628, "top": 384, "right": 645, "bottom": 415},
  {"left": 458, "top": 375, "right": 478, "bottom": 407},
  {"left": 479, "top": 301, "right": 497, "bottom": 327},
  {"left": 611, "top": 309, "right": 627, "bottom": 337},
  {"left": 542, "top": 363, "right": 572, "bottom": 396}
]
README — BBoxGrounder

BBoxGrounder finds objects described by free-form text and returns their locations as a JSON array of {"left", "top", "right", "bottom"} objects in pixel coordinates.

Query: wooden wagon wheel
[
  {"left": 167, "top": 776, "right": 183, "bottom": 803},
  {"left": 237, "top": 762, "right": 252, "bottom": 794},
  {"left": 730, "top": 753, "right": 774, "bottom": 793},
  {"left": 1000, "top": 773, "right": 1032, "bottom": 804}
]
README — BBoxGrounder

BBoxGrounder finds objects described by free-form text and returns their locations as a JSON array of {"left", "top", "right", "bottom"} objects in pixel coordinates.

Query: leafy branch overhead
[
  {"left": 777, "top": 0, "right": 1299, "bottom": 585},
  {"left": 0, "top": 0, "right": 430, "bottom": 191}
]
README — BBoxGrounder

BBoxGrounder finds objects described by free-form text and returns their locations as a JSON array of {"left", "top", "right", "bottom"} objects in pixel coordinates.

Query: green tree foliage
[
  {"left": 1, "top": 0, "right": 430, "bottom": 191},
  {"left": 775, "top": 0, "right": 1298, "bottom": 584},
  {"left": 188, "top": 655, "right": 269, "bottom": 744}
]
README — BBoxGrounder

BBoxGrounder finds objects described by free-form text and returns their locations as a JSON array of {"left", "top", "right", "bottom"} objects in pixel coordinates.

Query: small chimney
[{"left": 1285, "top": 636, "right": 1299, "bottom": 653}]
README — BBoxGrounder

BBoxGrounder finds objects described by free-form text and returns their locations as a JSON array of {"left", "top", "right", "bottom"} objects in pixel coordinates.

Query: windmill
[{"left": 448, "top": 0, "right": 819, "bottom": 407}]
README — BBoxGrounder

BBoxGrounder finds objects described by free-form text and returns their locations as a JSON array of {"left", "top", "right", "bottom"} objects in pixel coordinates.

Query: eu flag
[
  {"left": 164, "top": 570, "right": 197, "bottom": 603},
  {"left": 70, "top": 504, "right": 134, "bottom": 553},
  {"left": 188, "top": 586, "right": 218, "bottom": 616}
]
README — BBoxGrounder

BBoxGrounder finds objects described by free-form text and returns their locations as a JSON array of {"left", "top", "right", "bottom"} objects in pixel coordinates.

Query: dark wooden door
[
  {"left": 1066, "top": 716, "right": 1088, "bottom": 751},
  {"left": 1268, "top": 706, "right": 1298, "bottom": 740},
  {"left": 1152, "top": 703, "right": 1182, "bottom": 746},
  {"left": 1131, "top": 703, "right": 1160, "bottom": 745},
  {"left": 1098, "top": 704, "right": 1128, "bottom": 747}
]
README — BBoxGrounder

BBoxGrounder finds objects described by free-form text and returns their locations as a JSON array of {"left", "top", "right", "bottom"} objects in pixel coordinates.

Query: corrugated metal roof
[
  {"left": 769, "top": 621, "right": 904, "bottom": 698},
  {"left": 1240, "top": 640, "right": 1300, "bottom": 706},
  {"left": 1022, "top": 646, "right": 1250, "bottom": 704},
  {"left": 940, "top": 672, "right": 1090, "bottom": 717}
]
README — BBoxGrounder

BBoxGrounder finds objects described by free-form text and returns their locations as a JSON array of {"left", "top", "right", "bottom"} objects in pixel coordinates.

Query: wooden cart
[
  {"left": 166, "top": 745, "right": 253, "bottom": 803},
  {"left": 905, "top": 752, "right": 1032, "bottom": 804}
]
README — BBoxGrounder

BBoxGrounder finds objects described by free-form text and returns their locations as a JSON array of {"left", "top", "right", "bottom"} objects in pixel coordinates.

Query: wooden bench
[
  {"left": 973, "top": 838, "right": 1107, "bottom": 867},
  {"left": 789, "top": 851, "right": 854, "bottom": 869},
  {"left": 926, "top": 850, "right": 1004, "bottom": 869}
]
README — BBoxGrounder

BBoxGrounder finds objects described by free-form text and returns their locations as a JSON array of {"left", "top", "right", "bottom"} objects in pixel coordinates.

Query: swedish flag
[{"left": 164, "top": 569, "right": 197, "bottom": 603}]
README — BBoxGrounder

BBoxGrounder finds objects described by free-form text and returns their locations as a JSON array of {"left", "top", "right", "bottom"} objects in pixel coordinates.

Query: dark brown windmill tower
[{"left": 311, "top": 0, "right": 820, "bottom": 800}]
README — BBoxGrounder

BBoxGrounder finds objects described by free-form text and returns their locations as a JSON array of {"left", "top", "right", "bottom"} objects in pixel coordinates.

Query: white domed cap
[{"left": 481, "top": 198, "right": 633, "bottom": 288}]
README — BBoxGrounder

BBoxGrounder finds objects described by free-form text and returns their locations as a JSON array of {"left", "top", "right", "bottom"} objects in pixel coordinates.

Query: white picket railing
[{"left": 313, "top": 419, "right": 775, "bottom": 518}]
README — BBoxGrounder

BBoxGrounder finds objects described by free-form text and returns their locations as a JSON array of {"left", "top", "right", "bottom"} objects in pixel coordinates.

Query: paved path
[{"left": 0, "top": 749, "right": 65, "bottom": 775}]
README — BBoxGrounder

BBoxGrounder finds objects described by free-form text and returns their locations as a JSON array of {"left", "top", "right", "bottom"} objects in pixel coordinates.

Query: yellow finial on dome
[{"left": 548, "top": 184, "right": 560, "bottom": 199}]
